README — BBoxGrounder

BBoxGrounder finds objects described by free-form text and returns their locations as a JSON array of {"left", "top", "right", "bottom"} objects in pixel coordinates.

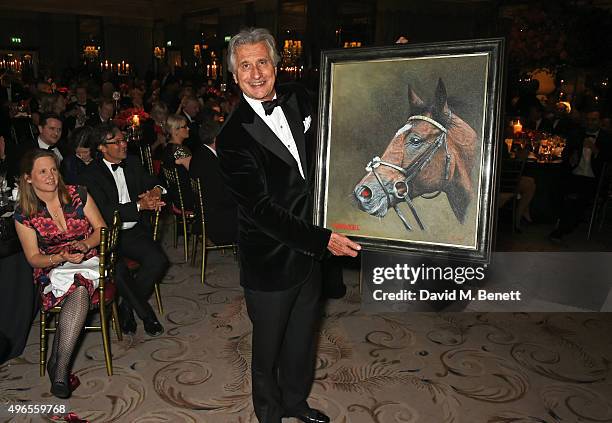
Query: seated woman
[
  {"left": 61, "top": 125, "right": 95, "bottom": 185},
  {"left": 13, "top": 149, "right": 106, "bottom": 399},
  {"left": 162, "top": 114, "right": 194, "bottom": 211}
]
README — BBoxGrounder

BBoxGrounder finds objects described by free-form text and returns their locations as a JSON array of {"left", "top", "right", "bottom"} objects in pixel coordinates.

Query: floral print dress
[{"left": 14, "top": 185, "right": 98, "bottom": 311}]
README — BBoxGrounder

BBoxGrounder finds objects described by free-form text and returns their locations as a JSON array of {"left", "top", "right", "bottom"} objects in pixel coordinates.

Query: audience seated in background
[
  {"left": 550, "top": 109, "right": 612, "bottom": 242},
  {"left": 162, "top": 114, "right": 194, "bottom": 211},
  {"left": 189, "top": 118, "right": 238, "bottom": 244},
  {"left": 14, "top": 149, "right": 106, "bottom": 398}
]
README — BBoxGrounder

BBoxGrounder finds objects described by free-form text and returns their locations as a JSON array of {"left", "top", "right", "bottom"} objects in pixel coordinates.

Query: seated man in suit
[
  {"left": 189, "top": 119, "right": 238, "bottom": 244},
  {"left": 80, "top": 123, "right": 168, "bottom": 336},
  {"left": 65, "top": 85, "right": 98, "bottom": 131},
  {"left": 8, "top": 113, "right": 68, "bottom": 183},
  {"left": 550, "top": 109, "right": 612, "bottom": 242},
  {"left": 85, "top": 99, "right": 114, "bottom": 128},
  {"left": 180, "top": 96, "right": 201, "bottom": 151}
]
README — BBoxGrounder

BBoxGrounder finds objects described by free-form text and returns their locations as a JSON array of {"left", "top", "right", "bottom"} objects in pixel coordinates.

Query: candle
[
  {"left": 132, "top": 115, "right": 140, "bottom": 126},
  {"left": 513, "top": 120, "right": 523, "bottom": 135},
  {"left": 126, "top": 63, "right": 129, "bottom": 73}
]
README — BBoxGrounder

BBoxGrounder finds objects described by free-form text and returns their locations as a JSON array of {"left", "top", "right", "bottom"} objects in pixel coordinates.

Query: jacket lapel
[
  {"left": 281, "top": 91, "right": 308, "bottom": 173},
  {"left": 95, "top": 159, "right": 120, "bottom": 203},
  {"left": 239, "top": 96, "right": 302, "bottom": 173}
]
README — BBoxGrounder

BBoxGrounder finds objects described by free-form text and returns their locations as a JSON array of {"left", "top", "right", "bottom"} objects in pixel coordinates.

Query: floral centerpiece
[{"left": 113, "top": 108, "right": 150, "bottom": 130}]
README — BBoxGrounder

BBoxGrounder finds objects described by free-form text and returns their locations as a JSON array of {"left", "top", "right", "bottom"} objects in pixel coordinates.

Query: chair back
[
  {"left": 499, "top": 157, "right": 526, "bottom": 196},
  {"left": 98, "top": 210, "right": 121, "bottom": 288},
  {"left": 190, "top": 176, "right": 206, "bottom": 237},
  {"left": 139, "top": 144, "right": 154, "bottom": 175},
  {"left": 162, "top": 166, "right": 187, "bottom": 213}
]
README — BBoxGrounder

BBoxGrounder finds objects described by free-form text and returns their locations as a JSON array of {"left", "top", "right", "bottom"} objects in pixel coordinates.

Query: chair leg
[
  {"left": 173, "top": 216, "right": 178, "bottom": 248},
  {"left": 191, "top": 235, "right": 198, "bottom": 266},
  {"left": 181, "top": 218, "right": 189, "bottom": 263},
  {"left": 154, "top": 282, "right": 163, "bottom": 315},
  {"left": 40, "top": 309, "right": 47, "bottom": 377},
  {"left": 201, "top": 246, "right": 207, "bottom": 286},
  {"left": 111, "top": 301, "right": 123, "bottom": 342},
  {"left": 99, "top": 299, "right": 113, "bottom": 376}
]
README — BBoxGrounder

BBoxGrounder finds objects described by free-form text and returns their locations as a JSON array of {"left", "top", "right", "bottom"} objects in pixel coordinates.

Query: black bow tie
[
  {"left": 47, "top": 145, "right": 57, "bottom": 151},
  {"left": 111, "top": 161, "right": 125, "bottom": 171},
  {"left": 262, "top": 95, "right": 287, "bottom": 115}
]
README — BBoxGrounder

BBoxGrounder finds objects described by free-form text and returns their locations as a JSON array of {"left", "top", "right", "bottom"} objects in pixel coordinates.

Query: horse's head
[{"left": 354, "top": 79, "right": 454, "bottom": 219}]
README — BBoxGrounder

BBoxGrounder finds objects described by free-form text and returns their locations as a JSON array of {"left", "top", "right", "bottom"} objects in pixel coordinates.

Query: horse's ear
[
  {"left": 408, "top": 85, "right": 424, "bottom": 111},
  {"left": 434, "top": 78, "right": 449, "bottom": 115}
]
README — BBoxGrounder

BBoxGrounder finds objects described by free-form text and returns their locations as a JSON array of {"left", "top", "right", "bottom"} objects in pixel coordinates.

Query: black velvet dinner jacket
[
  {"left": 78, "top": 155, "right": 163, "bottom": 229},
  {"left": 217, "top": 83, "right": 331, "bottom": 292}
]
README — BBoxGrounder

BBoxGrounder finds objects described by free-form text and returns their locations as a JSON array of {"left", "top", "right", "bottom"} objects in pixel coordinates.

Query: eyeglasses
[{"left": 104, "top": 136, "right": 127, "bottom": 145}]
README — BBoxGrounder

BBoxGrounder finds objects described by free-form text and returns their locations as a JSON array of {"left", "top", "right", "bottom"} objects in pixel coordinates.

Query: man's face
[
  {"left": 98, "top": 130, "right": 127, "bottom": 163},
  {"left": 99, "top": 103, "right": 114, "bottom": 121},
  {"left": 183, "top": 100, "right": 200, "bottom": 118},
  {"left": 38, "top": 118, "right": 62, "bottom": 146},
  {"left": 585, "top": 112, "right": 601, "bottom": 133},
  {"left": 233, "top": 41, "right": 276, "bottom": 101},
  {"left": 76, "top": 87, "right": 87, "bottom": 104}
]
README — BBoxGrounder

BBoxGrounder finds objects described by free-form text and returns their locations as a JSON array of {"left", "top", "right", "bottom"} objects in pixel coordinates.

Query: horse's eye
[{"left": 407, "top": 134, "right": 423, "bottom": 146}]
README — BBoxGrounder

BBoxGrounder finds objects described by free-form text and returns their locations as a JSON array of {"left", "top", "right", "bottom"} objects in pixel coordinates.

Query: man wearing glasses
[{"left": 79, "top": 123, "right": 168, "bottom": 337}]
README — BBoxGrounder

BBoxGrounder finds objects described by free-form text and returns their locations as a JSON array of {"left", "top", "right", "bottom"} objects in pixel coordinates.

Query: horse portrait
[{"left": 353, "top": 78, "right": 479, "bottom": 231}]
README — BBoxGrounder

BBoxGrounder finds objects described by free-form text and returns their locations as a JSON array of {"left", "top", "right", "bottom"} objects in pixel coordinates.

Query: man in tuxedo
[
  {"left": 65, "top": 86, "right": 97, "bottom": 131},
  {"left": 85, "top": 99, "right": 114, "bottom": 128},
  {"left": 79, "top": 123, "right": 168, "bottom": 336},
  {"left": 7, "top": 113, "right": 68, "bottom": 183},
  {"left": 181, "top": 96, "right": 201, "bottom": 150},
  {"left": 217, "top": 28, "right": 360, "bottom": 423},
  {"left": 189, "top": 119, "right": 237, "bottom": 244},
  {"left": 550, "top": 109, "right": 612, "bottom": 241}
]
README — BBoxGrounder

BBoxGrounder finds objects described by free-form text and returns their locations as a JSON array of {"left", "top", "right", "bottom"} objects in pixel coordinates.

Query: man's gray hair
[{"left": 227, "top": 27, "right": 280, "bottom": 74}]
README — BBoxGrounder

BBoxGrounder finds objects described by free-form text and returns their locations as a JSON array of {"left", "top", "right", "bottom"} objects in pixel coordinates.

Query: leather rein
[{"left": 364, "top": 113, "right": 452, "bottom": 231}]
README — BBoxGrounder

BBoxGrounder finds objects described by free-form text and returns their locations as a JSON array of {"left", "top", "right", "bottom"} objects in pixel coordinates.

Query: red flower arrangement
[{"left": 113, "top": 108, "right": 150, "bottom": 129}]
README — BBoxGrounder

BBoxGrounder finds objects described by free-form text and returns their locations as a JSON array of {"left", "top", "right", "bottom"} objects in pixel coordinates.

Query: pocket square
[{"left": 303, "top": 115, "right": 312, "bottom": 133}]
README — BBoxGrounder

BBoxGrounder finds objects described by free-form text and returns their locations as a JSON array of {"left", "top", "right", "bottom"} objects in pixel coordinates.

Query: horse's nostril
[
  {"left": 359, "top": 186, "right": 372, "bottom": 199},
  {"left": 394, "top": 181, "right": 408, "bottom": 198}
]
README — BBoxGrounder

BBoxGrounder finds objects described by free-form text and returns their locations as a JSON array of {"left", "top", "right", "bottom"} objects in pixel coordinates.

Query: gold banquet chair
[
  {"left": 162, "top": 166, "right": 194, "bottom": 263},
  {"left": 189, "top": 177, "right": 238, "bottom": 285},
  {"left": 139, "top": 144, "right": 155, "bottom": 175},
  {"left": 40, "top": 211, "right": 123, "bottom": 377}
]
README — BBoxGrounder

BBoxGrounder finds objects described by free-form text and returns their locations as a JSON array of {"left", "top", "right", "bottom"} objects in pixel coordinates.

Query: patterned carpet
[{"left": 2, "top": 226, "right": 612, "bottom": 423}]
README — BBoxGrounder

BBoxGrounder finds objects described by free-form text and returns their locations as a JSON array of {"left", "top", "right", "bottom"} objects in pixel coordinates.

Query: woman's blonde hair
[
  {"left": 18, "top": 149, "right": 71, "bottom": 217},
  {"left": 165, "top": 114, "right": 188, "bottom": 139}
]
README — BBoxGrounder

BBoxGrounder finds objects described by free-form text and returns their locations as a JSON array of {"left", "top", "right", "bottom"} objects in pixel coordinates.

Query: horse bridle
[{"left": 364, "top": 113, "right": 452, "bottom": 231}]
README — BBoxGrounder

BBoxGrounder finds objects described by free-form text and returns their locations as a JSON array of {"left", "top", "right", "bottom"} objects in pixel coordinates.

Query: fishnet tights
[{"left": 49, "top": 285, "right": 90, "bottom": 384}]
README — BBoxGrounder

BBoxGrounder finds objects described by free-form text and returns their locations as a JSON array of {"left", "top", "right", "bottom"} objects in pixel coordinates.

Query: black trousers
[
  {"left": 244, "top": 264, "right": 322, "bottom": 423},
  {"left": 115, "top": 224, "right": 169, "bottom": 320}
]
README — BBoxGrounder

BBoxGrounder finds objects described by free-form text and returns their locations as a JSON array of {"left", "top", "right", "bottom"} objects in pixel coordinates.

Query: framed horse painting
[{"left": 313, "top": 38, "right": 504, "bottom": 263}]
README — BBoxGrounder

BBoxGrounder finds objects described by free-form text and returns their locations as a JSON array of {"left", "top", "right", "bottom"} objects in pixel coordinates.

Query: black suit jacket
[
  {"left": 9, "top": 137, "right": 69, "bottom": 184},
  {"left": 79, "top": 155, "right": 163, "bottom": 229},
  {"left": 189, "top": 144, "right": 238, "bottom": 244},
  {"left": 217, "top": 83, "right": 331, "bottom": 292},
  {"left": 563, "top": 128, "right": 612, "bottom": 178},
  {"left": 183, "top": 113, "right": 200, "bottom": 151}
]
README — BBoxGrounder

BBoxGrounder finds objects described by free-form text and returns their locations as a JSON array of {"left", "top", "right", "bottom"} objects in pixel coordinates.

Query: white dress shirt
[
  {"left": 103, "top": 159, "right": 137, "bottom": 229},
  {"left": 38, "top": 137, "right": 63, "bottom": 162},
  {"left": 244, "top": 94, "right": 305, "bottom": 179},
  {"left": 572, "top": 131, "right": 599, "bottom": 178}
]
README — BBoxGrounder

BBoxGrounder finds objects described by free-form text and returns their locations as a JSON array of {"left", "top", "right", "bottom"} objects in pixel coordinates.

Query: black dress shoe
[
  {"left": 286, "top": 408, "right": 330, "bottom": 423},
  {"left": 117, "top": 303, "right": 137, "bottom": 335},
  {"left": 47, "top": 355, "right": 71, "bottom": 399},
  {"left": 143, "top": 317, "right": 164, "bottom": 337}
]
